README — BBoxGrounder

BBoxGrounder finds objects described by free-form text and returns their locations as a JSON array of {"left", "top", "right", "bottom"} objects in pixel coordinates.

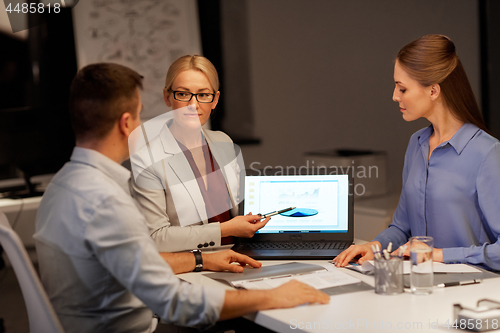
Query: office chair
[{"left": 0, "top": 211, "right": 64, "bottom": 333}]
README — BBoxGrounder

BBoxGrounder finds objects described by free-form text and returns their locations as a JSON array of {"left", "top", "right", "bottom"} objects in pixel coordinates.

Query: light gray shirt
[{"left": 34, "top": 147, "right": 225, "bottom": 333}]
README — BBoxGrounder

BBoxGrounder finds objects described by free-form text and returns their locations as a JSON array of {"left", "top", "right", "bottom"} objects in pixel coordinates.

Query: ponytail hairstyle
[{"left": 397, "top": 34, "right": 487, "bottom": 131}]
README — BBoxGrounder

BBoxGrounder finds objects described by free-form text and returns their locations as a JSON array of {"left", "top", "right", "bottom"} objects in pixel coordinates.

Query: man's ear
[
  {"left": 118, "top": 112, "right": 134, "bottom": 137},
  {"left": 430, "top": 84, "right": 441, "bottom": 101},
  {"left": 163, "top": 88, "right": 172, "bottom": 107}
]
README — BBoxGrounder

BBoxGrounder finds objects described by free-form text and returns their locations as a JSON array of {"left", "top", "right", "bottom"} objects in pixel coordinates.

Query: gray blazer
[{"left": 130, "top": 117, "right": 243, "bottom": 252}]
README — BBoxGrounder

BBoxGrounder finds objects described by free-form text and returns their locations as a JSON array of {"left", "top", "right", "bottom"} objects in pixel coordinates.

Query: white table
[
  {"left": 0, "top": 196, "right": 43, "bottom": 247},
  {"left": 0, "top": 174, "right": 53, "bottom": 247},
  {"left": 178, "top": 259, "right": 500, "bottom": 333}
]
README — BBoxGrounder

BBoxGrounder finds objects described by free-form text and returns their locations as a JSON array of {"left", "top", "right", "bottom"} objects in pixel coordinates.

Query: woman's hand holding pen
[
  {"left": 220, "top": 214, "right": 271, "bottom": 238},
  {"left": 333, "top": 241, "right": 382, "bottom": 267}
]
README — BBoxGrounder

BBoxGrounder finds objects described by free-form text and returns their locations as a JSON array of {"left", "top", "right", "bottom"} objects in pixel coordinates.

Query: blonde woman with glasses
[{"left": 131, "top": 55, "right": 269, "bottom": 253}]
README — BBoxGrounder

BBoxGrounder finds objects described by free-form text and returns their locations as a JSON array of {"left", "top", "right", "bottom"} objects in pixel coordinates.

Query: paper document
[
  {"left": 232, "top": 269, "right": 361, "bottom": 290},
  {"left": 345, "top": 261, "right": 376, "bottom": 274},
  {"left": 346, "top": 261, "right": 481, "bottom": 274},
  {"left": 403, "top": 261, "right": 481, "bottom": 274}
]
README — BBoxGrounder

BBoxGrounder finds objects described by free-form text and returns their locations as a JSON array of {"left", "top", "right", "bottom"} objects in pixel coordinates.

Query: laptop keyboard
[{"left": 234, "top": 242, "right": 351, "bottom": 251}]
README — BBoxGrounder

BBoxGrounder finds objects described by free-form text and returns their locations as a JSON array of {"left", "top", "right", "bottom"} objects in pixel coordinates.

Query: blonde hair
[
  {"left": 397, "top": 34, "right": 487, "bottom": 131},
  {"left": 164, "top": 55, "right": 219, "bottom": 92}
]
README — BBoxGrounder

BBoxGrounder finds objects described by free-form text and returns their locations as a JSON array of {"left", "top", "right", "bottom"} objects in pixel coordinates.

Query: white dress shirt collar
[{"left": 70, "top": 147, "right": 131, "bottom": 195}]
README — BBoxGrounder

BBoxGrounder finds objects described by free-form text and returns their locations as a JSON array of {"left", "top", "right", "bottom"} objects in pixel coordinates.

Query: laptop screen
[{"left": 244, "top": 174, "right": 350, "bottom": 234}]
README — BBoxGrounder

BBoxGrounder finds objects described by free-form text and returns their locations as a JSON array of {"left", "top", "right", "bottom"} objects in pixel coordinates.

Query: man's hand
[
  {"left": 220, "top": 280, "right": 330, "bottom": 320},
  {"left": 220, "top": 215, "right": 270, "bottom": 238},
  {"left": 333, "top": 241, "right": 381, "bottom": 267},
  {"left": 203, "top": 250, "right": 261, "bottom": 273},
  {"left": 267, "top": 280, "right": 330, "bottom": 308}
]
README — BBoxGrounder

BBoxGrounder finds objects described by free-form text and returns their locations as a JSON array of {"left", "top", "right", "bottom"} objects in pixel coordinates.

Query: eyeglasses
[{"left": 171, "top": 91, "right": 215, "bottom": 103}]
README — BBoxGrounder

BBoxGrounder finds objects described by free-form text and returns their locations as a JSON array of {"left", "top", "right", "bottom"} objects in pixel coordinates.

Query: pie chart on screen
[{"left": 280, "top": 208, "right": 318, "bottom": 217}]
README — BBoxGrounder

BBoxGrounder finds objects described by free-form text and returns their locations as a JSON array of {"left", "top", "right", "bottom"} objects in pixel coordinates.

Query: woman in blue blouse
[{"left": 335, "top": 34, "right": 500, "bottom": 270}]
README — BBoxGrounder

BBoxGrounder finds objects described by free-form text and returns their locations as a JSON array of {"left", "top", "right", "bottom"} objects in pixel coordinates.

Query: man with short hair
[{"left": 34, "top": 63, "right": 329, "bottom": 333}]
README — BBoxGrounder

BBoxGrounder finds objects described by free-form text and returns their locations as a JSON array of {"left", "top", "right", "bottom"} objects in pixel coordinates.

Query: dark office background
[
  {"left": 0, "top": 0, "right": 499, "bottom": 194},
  {"left": 0, "top": 7, "right": 75, "bottom": 192},
  {"left": 0, "top": 1, "right": 499, "bottom": 331}
]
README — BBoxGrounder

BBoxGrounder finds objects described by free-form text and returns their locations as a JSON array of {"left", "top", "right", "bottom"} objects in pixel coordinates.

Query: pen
[
  {"left": 371, "top": 244, "right": 382, "bottom": 260},
  {"left": 376, "top": 244, "right": 383, "bottom": 260},
  {"left": 398, "top": 245, "right": 407, "bottom": 258},
  {"left": 383, "top": 249, "right": 390, "bottom": 260},
  {"left": 436, "top": 280, "right": 481, "bottom": 288},
  {"left": 260, "top": 207, "right": 296, "bottom": 218}
]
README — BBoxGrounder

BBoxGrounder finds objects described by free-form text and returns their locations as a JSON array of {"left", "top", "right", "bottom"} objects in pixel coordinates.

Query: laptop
[{"left": 232, "top": 169, "right": 354, "bottom": 259}]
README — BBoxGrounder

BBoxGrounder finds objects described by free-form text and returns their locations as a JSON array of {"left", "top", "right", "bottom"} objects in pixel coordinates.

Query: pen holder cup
[{"left": 374, "top": 256, "right": 403, "bottom": 295}]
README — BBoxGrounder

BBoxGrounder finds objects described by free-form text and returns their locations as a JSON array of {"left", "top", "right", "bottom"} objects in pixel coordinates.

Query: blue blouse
[{"left": 374, "top": 123, "right": 500, "bottom": 270}]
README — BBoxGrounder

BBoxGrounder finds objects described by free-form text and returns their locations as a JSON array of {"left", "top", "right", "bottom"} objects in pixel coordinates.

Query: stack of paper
[
  {"left": 233, "top": 270, "right": 361, "bottom": 290},
  {"left": 345, "top": 261, "right": 481, "bottom": 275},
  {"left": 206, "top": 262, "right": 361, "bottom": 291}
]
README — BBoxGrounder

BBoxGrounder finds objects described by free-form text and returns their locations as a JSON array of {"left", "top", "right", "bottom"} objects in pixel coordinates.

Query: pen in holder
[{"left": 374, "top": 256, "right": 403, "bottom": 295}]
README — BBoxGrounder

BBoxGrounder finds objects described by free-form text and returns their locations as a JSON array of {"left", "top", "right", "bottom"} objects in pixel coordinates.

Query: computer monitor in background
[
  {"left": 0, "top": 106, "right": 74, "bottom": 197},
  {"left": 0, "top": 8, "right": 77, "bottom": 197}
]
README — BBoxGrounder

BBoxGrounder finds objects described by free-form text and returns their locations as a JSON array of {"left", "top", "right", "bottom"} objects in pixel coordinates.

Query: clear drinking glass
[{"left": 410, "top": 236, "right": 434, "bottom": 295}]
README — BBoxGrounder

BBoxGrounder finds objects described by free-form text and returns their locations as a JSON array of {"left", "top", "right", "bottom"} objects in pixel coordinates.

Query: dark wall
[
  {"left": 197, "top": 0, "right": 225, "bottom": 131},
  {"left": 481, "top": 0, "right": 500, "bottom": 138},
  {"left": 232, "top": 0, "right": 481, "bottom": 193},
  {"left": 0, "top": 33, "right": 32, "bottom": 109}
]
